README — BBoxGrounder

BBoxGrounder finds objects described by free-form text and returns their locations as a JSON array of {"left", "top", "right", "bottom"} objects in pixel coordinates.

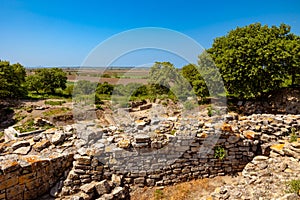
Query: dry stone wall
[
  {"left": 60, "top": 113, "right": 300, "bottom": 199},
  {"left": 0, "top": 153, "right": 73, "bottom": 200},
  {"left": 1, "top": 113, "right": 299, "bottom": 200}
]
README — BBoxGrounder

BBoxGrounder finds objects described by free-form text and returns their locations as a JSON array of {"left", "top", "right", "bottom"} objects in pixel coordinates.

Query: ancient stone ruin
[{"left": 0, "top": 109, "right": 300, "bottom": 199}]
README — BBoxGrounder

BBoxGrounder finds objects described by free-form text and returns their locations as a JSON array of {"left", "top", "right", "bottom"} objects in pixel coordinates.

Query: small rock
[
  {"left": 134, "top": 134, "right": 150, "bottom": 143},
  {"left": 197, "top": 132, "right": 208, "bottom": 138},
  {"left": 33, "top": 139, "right": 50, "bottom": 152},
  {"left": 111, "top": 186, "right": 127, "bottom": 198},
  {"left": 43, "top": 128, "right": 57, "bottom": 134},
  {"left": 117, "top": 139, "right": 131, "bottom": 149},
  {"left": 12, "top": 141, "right": 30, "bottom": 150},
  {"left": 95, "top": 180, "right": 111, "bottom": 196},
  {"left": 77, "top": 147, "right": 88, "bottom": 156},
  {"left": 108, "top": 126, "right": 117, "bottom": 132},
  {"left": 71, "top": 191, "right": 92, "bottom": 200},
  {"left": 151, "top": 119, "right": 160, "bottom": 125},
  {"left": 243, "top": 131, "right": 256, "bottom": 139},
  {"left": 74, "top": 155, "right": 91, "bottom": 165},
  {"left": 291, "top": 142, "right": 300, "bottom": 149},
  {"left": 270, "top": 143, "right": 285, "bottom": 155},
  {"left": 221, "top": 123, "right": 233, "bottom": 132},
  {"left": 97, "top": 194, "right": 114, "bottom": 200},
  {"left": 252, "top": 155, "right": 269, "bottom": 162},
  {"left": 13, "top": 146, "right": 31, "bottom": 155},
  {"left": 140, "top": 104, "right": 152, "bottom": 110},
  {"left": 151, "top": 141, "right": 162, "bottom": 149},
  {"left": 33, "top": 134, "right": 42, "bottom": 142},
  {"left": 228, "top": 135, "right": 240, "bottom": 144},
  {"left": 136, "top": 120, "right": 147, "bottom": 130},
  {"left": 224, "top": 114, "right": 234, "bottom": 121},
  {"left": 64, "top": 125, "right": 74, "bottom": 132},
  {"left": 51, "top": 131, "right": 66, "bottom": 145},
  {"left": 132, "top": 142, "right": 149, "bottom": 148},
  {"left": 80, "top": 182, "right": 96, "bottom": 194}
]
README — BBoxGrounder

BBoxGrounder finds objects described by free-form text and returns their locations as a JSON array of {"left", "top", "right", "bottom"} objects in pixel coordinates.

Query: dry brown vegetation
[{"left": 130, "top": 175, "right": 239, "bottom": 200}]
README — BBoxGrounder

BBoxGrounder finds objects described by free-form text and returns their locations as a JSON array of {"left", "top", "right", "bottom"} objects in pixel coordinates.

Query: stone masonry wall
[
  {"left": 0, "top": 153, "right": 73, "bottom": 200},
  {"left": 60, "top": 114, "right": 300, "bottom": 198},
  {"left": 1, "top": 113, "right": 299, "bottom": 199}
]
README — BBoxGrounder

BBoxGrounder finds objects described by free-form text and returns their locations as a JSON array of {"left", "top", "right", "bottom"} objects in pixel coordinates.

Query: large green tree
[
  {"left": 181, "top": 63, "right": 209, "bottom": 98},
  {"left": 181, "top": 52, "right": 224, "bottom": 99},
  {"left": 0, "top": 60, "right": 27, "bottom": 98},
  {"left": 207, "top": 23, "right": 300, "bottom": 98},
  {"left": 26, "top": 68, "right": 67, "bottom": 94},
  {"left": 148, "top": 62, "right": 192, "bottom": 99}
]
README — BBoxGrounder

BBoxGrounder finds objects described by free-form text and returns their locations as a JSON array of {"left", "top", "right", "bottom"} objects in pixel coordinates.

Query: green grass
[
  {"left": 45, "top": 100, "right": 66, "bottom": 106},
  {"left": 14, "top": 112, "right": 26, "bottom": 122},
  {"left": 43, "top": 107, "right": 70, "bottom": 116},
  {"left": 15, "top": 118, "right": 55, "bottom": 133},
  {"left": 14, "top": 119, "right": 36, "bottom": 133},
  {"left": 27, "top": 92, "right": 71, "bottom": 100},
  {"left": 0, "top": 132, "right": 4, "bottom": 138}
]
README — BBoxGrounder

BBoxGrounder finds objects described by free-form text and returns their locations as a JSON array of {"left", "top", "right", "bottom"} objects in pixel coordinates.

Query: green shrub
[
  {"left": 96, "top": 104, "right": 103, "bottom": 110},
  {"left": 101, "top": 74, "right": 111, "bottom": 78},
  {"left": 207, "top": 105, "right": 213, "bottom": 117},
  {"left": 286, "top": 179, "right": 300, "bottom": 195},
  {"left": 289, "top": 128, "right": 298, "bottom": 143},
  {"left": 214, "top": 146, "right": 226, "bottom": 160},
  {"left": 162, "top": 101, "right": 168, "bottom": 107}
]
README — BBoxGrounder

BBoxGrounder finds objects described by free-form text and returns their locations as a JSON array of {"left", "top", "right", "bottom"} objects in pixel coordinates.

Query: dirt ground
[
  {"left": 130, "top": 174, "right": 241, "bottom": 200},
  {"left": 13, "top": 99, "right": 74, "bottom": 126}
]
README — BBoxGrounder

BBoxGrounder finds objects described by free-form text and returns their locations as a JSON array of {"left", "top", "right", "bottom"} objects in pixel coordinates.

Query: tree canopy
[
  {"left": 148, "top": 62, "right": 192, "bottom": 100},
  {"left": 0, "top": 60, "right": 27, "bottom": 98},
  {"left": 207, "top": 23, "right": 300, "bottom": 99},
  {"left": 26, "top": 68, "right": 67, "bottom": 94}
]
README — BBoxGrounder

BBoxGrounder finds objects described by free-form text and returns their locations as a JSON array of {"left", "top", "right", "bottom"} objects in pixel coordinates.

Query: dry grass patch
[{"left": 130, "top": 176, "right": 236, "bottom": 200}]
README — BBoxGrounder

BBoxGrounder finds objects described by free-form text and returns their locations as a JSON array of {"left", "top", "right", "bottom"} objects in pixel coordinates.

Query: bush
[
  {"left": 96, "top": 104, "right": 103, "bottom": 110},
  {"left": 207, "top": 105, "right": 213, "bottom": 117},
  {"left": 101, "top": 74, "right": 111, "bottom": 78},
  {"left": 96, "top": 82, "right": 114, "bottom": 95},
  {"left": 286, "top": 179, "right": 300, "bottom": 195},
  {"left": 73, "top": 80, "right": 97, "bottom": 95},
  {"left": 289, "top": 128, "right": 298, "bottom": 143},
  {"left": 214, "top": 146, "right": 226, "bottom": 160}
]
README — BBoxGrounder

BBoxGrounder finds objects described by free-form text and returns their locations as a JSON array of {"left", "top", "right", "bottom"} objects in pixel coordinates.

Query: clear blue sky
[{"left": 1, "top": 0, "right": 299, "bottom": 67}]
